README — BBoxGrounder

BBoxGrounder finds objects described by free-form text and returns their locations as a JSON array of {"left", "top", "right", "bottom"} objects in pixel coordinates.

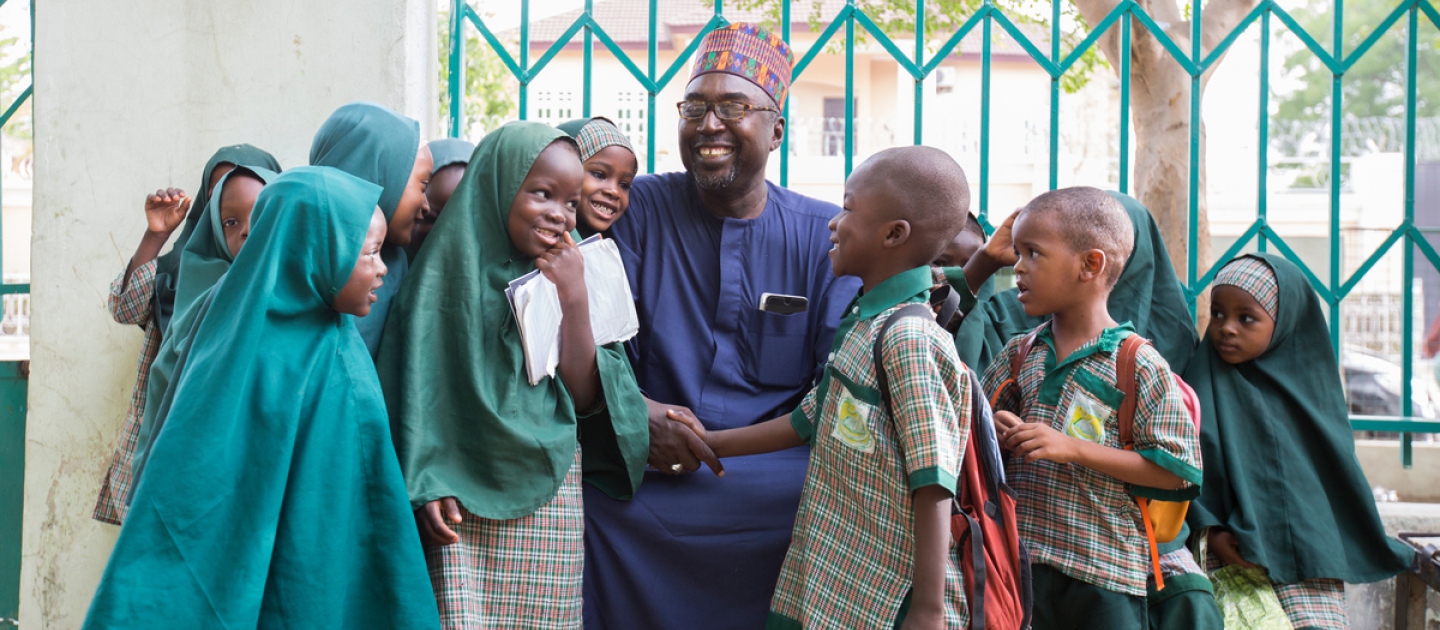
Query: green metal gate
[{"left": 446, "top": 0, "right": 1440, "bottom": 461}]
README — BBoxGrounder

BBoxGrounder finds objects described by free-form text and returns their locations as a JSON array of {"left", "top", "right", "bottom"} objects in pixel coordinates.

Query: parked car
[{"left": 1343, "top": 346, "right": 1439, "bottom": 441}]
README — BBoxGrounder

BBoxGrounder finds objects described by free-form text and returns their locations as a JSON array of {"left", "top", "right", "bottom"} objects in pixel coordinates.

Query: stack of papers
[{"left": 506, "top": 235, "right": 639, "bottom": 385}]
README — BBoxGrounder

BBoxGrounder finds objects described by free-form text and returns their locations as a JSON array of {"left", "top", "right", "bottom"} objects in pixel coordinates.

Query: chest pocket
[
  {"left": 744, "top": 309, "right": 812, "bottom": 388},
  {"left": 1060, "top": 368, "right": 1124, "bottom": 447}
]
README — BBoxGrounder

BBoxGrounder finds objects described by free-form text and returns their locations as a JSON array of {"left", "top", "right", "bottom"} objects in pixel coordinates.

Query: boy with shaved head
[
  {"left": 984, "top": 187, "right": 1203, "bottom": 629},
  {"left": 678, "top": 146, "right": 975, "bottom": 628}
]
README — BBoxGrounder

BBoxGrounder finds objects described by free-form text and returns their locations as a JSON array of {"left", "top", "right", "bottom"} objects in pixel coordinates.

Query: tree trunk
[{"left": 1072, "top": 0, "right": 1259, "bottom": 327}]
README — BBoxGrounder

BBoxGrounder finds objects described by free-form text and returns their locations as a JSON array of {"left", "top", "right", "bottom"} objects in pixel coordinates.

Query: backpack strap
[
  {"left": 989, "top": 322, "right": 1049, "bottom": 410},
  {"left": 1114, "top": 334, "right": 1167, "bottom": 591},
  {"left": 873, "top": 303, "right": 936, "bottom": 411}
]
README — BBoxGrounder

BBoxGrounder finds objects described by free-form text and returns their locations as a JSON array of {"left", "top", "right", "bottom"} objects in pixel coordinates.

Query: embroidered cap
[
  {"left": 1214, "top": 256, "right": 1279, "bottom": 320},
  {"left": 690, "top": 23, "right": 793, "bottom": 107}
]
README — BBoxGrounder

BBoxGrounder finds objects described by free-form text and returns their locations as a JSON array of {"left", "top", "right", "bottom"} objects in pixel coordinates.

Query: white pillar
[{"left": 22, "top": 0, "right": 435, "bottom": 625}]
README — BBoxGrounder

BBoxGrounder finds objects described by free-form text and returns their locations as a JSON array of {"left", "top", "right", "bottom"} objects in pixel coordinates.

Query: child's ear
[
  {"left": 1079, "top": 249, "right": 1107, "bottom": 282},
  {"left": 883, "top": 220, "right": 912, "bottom": 249}
]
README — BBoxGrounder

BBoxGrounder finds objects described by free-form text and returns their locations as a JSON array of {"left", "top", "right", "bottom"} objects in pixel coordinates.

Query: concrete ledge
[
  {"left": 1356, "top": 440, "right": 1440, "bottom": 503},
  {"left": 1347, "top": 502, "right": 1440, "bottom": 630}
]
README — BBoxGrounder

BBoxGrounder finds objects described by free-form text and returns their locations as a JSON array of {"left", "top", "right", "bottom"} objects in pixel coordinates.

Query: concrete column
[{"left": 23, "top": 1, "right": 434, "bottom": 625}]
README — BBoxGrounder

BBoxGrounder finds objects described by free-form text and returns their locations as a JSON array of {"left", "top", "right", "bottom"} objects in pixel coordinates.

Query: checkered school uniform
[
  {"left": 426, "top": 446, "right": 585, "bottom": 630},
  {"left": 93, "top": 261, "right": 160, "bottom": 525},
  {"left": 1202, "top": 536, "right": 1350, "bottom": 628},
  {"left": 769, "top": 267, "right": 970, "bottom": 629},
  {"left": 983, "top": 324, "right": 1202, "bottom": 597}
]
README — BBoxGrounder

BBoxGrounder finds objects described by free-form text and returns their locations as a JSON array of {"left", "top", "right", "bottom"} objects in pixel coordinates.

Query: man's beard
[{"left": 693, "top": 164, "right": 738, "bottom": 190}]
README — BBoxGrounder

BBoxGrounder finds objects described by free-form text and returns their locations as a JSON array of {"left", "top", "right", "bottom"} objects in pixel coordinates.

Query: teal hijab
[
  {"left": 85, "top": 167, "right": 440, "bottom": 629},
  {"left": 948, "top": 191, "right": 1198, "bottom": 374},
  {"left": 428, "top": 137, "right": 475, "bottom": 171},
  {"left": 152, "top": 144, "right": 281, "bottom": 336},
  {"left": 376, "top": 121, "right": 648, "bottom": 519},
  {"left": 309, "top": 101, "right": 421, "bottom": 357},
  {"left": 1184, "top": 253, "right": 1413, "bottom": 584},
  {"left": 129, "top": 166, "right": 276, "bottom": 500}
]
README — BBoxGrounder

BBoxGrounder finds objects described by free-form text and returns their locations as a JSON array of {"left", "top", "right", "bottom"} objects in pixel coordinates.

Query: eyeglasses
[{"left": 676, "top": 100, "right": 779, "bottom": 121}]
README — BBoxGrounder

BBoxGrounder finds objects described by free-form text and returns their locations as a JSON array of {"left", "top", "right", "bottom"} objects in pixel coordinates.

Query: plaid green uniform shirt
[
  {"left": 982, "top": 324, "right": 1202, "bottom": 597},
  {"left": 769, "top": 267, "right": 971, "bottom": 629},
  {"left": 94, "top": 260, "right": 160, "bottom": 525}
]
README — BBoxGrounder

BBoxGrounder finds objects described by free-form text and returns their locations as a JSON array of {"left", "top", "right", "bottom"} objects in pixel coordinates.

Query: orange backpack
[{"left": 993, "top": 325, "right": 1200, "bottom": 591}]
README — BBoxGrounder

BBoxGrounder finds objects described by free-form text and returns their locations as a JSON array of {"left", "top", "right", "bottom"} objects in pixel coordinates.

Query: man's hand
[
  {"left": 144, "top": 188, "right": 191, "bottom": 236},
  {"left": 1209, "top": 529, "right": 1258, "bottom": 569},
  {"left": 1001, "top": 421, "right": 1083, "bottom": 464},
  {"left": 645, "top": 398, "right": 723, "bottom": 476},
  {"left": 983, "top": 210, "right": 1020, "bottom": 267},
  {"left": 416, "top": 497, "right": 463, "bottom": 547}
]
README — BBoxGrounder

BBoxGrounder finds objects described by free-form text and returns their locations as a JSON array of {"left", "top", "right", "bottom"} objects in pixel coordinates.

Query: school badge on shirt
[
  {"left": 831, "top": 390, "right": 876, "bottom": 453},
  {"left": 1063, "top": 392, "right": 1108, "bottom": 444}
]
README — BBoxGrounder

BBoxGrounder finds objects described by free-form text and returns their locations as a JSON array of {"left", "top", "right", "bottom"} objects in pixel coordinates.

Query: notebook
[{"left": 506, "top": 234, "right": 639, "bottom": 385}]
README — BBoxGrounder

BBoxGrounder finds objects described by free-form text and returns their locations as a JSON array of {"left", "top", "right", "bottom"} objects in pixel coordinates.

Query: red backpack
[
  {"left": 874, "top": 304, "right": 1033, "bottom": 630},
  {"left": 993, "top": 324, "right": 1202, "bottom": 591}
]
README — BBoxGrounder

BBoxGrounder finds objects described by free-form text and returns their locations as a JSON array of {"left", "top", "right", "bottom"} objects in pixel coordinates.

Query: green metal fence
[{"left": 447, "top": 0, "right": 1440, "bottom": 463}]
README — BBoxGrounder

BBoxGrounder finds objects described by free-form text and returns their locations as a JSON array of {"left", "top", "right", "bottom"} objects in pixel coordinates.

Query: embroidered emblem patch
[
  {"left": 1063, "top": 392, "right": 1108, "bottom": 444},
  {"left": 831, "top": 390, "right": 876, "bottom": 453}
]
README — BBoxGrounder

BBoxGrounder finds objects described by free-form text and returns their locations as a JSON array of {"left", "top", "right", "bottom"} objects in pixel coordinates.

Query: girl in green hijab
[
  {"left": 127, "top": 166, "right": 274, "bottom": 502},
  {"left": 310, "top": 101, "right": 433, "bottom": 358},
  {"left": 1185, "top": 253, "right": 1413, "bottom": 629},
  {"left": 409, "top": 137, "right": 475, "bottom": 255},
  {"left": 84, "top": 166, "right": 439, "bottom": 629},
  {"left": 556, "top": 116, "right": 637, "bottom": 237},
  {"left": 376, "top": 121, "right": 648, "bottom": 628},
  {"left": 94, "top": 144, "right": 281, "bottom": 526}
]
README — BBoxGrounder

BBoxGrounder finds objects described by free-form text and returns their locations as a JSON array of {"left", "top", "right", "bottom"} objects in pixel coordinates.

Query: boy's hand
[
  {"left": 1001, "top": 421, "right": 1083, "bottom": 464},
  {"left": 665, "top": 407, "right": 725, "bottom": 476},
  {"left": 144, "top": 188, "right": 191, "bottom": 236},
  {"left": 1208, "top": 529, "right": 1259, "bottom": 570},
  {"left": 416, "top": 497, "right": 463, "bottom": 547},
  {"left": 536, "top": 232, "right": 586, "bottom": 307},
  {"left": 644, "top": 398, "right": 723, "bottom": 477},
  {"left": 983, "top": 210, "right": 1020, "bottom": 267},
  {"left": 993, "top": 410, "right": 1024, "bottom": 434}
]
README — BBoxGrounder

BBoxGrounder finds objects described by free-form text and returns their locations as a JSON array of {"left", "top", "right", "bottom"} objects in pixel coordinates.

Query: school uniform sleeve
[
  {"left": 109, "top": 260, "right": 157, "bottom": 326},
  {"left": 982, "top": 336, "right": 1022, "bottom": 414},
  {"left": 789, "top": 381, "right": 822, "bottom": 443},
  {"left": 1129, "top": 344, "right": 1203, "bottom": 501},
  {"left": 880, "top": 318, "right": 966, "bottom": 494}
]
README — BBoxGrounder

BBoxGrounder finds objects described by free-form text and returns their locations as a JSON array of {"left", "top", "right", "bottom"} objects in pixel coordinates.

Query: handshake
[{"left": 645, "top": 398, "right": 725, "bottom": 477}]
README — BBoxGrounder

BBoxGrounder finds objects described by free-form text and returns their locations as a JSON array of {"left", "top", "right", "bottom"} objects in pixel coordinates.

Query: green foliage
[
  {"left": 0, "top": 24, "right": 32, "bottom": 156},
  {"left": 438, "top": 11, "right": 517, "bottom": 135},
  {"left": 719, "top": 0, "right": 1107, "bottom": 94},
  {"left": 1275, "top": 0, "right": 1440, "bottom": 123}
]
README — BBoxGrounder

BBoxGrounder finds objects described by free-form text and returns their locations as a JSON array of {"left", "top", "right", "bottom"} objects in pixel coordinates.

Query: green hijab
[
  {"left": 376, "top": 121, "right": 648, "bottom": 519},
  {"left": 428, "top": 138, "right": 475, "bottom": 172},
  {"left": 152, "top": 144, "right": 281, "bottom": 336},
  {"left": 129, "top": 166, "right": 276, "bottom": 499},
  {"left": 1184, "top": 253, "right": 1413, "bottom": 584},
  {"left": 309, "top": 101, "right": 421, "bottom": 357},
  {"left": 85, "top": 167, "right": 440, "bottom": 628},
  {"left": 948, "top": 191, "right": 1198, "bottom": 374}
]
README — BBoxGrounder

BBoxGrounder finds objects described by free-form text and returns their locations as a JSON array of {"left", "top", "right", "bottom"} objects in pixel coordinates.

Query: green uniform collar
[{"left": 851, "top": 266, "right": 933, "bottom": 321}]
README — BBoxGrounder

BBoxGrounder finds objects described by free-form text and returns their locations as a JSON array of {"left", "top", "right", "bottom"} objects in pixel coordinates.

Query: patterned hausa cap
[
  {"left": 690, "top": 23, "right": 793, "bottom": 107},
  {"left": 574, "top": 118, "right": 634, "bottom": 162},
  {"left": 1214, "top": 255, "right": 1279, "bottom": 320}
]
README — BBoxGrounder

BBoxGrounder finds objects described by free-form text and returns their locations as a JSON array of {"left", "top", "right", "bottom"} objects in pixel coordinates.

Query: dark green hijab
[
  {"left": 376, "top": 121, "right": 648, "bottom": 519},
  {"left": 129, "top": 166, "right": 276, "bottom": 499},
  {"left": 948, "top": 191, "right": 1198, "bottom": 374},
  {"left": 86, "top": 167, "right": 440, "bottom": 627},
  {"left": 309, "top": 101, "right": 421, "bottom": 357},
  {"left": 151, "top": 144, "right": 281, "bottom": 336},
  {"left": 1184, "top": 253, "right": 1413, "bottom": 584}
]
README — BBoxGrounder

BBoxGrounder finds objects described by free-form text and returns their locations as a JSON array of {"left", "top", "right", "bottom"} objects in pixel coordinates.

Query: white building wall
[{"left": 22, "top": 1, "right": 434, "bottom": 625}]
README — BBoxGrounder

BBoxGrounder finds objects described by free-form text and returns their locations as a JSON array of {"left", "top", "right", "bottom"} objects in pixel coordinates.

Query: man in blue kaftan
[{"left": 582, "top": 23, "right": 862, "bottom": 630}]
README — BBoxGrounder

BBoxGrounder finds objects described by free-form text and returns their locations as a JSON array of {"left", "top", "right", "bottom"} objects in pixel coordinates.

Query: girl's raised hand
[
  {"left": 144, "top": 187, "right": 191, "bottom": 236},
  {"left": 535, "top": 232, "right": 587, "bottom": 307}
]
